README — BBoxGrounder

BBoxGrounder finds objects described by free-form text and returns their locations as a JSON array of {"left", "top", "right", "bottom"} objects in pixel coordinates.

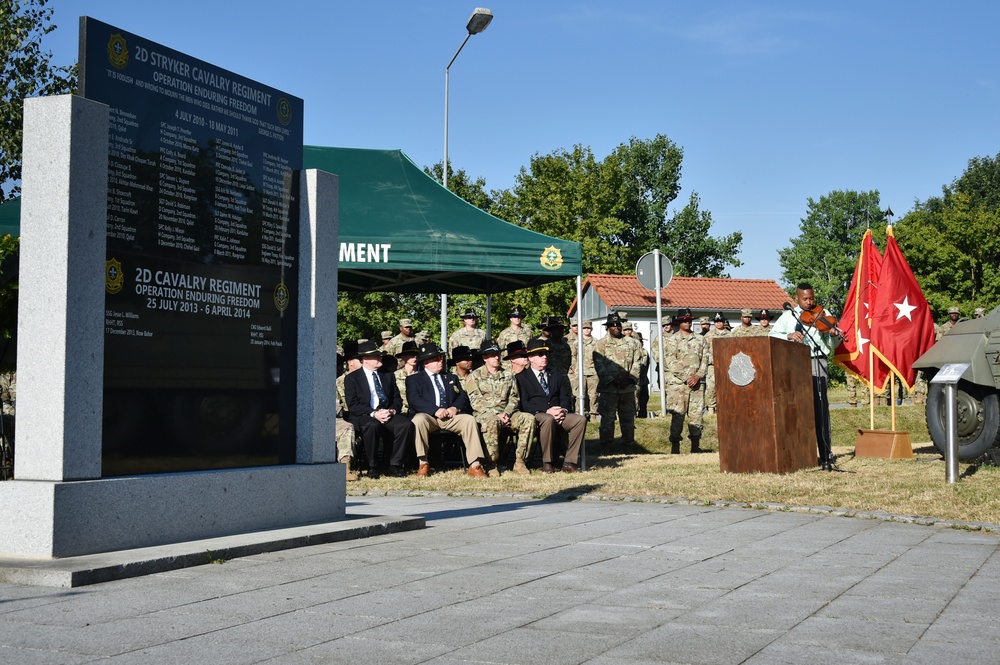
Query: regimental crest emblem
[
  {"left": 540, "top": 245, "right": 563, "bottom": 271},
  {"left": 276, "top": 97, "right": 292, "bottom": 126},
  {"left": 105, "top": 258, "right": 124, "bottom": 294},
  {"left": 274, "top": 282, "right": 290, "bottom": 312},
  {"left": 728, "top": 351, "right": 756, "bottom": 387},
  {"left": 107, "top": 33, "right": 128, "bottom": 69}
]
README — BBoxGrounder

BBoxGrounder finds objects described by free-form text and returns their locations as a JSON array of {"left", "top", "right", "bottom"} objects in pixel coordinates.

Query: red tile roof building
[{"left": 569, "top": 274, "right": 794, "bottom": 339}]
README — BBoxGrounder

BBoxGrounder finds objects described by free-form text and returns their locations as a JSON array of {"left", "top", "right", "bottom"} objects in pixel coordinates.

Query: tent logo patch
[{"left": 540, "top": 246, "right": 563, "bottom": 270}]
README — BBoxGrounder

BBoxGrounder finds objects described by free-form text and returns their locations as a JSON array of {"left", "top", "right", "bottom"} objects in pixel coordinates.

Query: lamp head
[{"left": 467, "top": 8, "right": 493, "bottom": 34}]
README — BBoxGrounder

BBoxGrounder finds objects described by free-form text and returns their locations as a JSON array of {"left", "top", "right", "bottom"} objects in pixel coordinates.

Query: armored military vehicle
[{"left": 913, "top": 307, "right": 1000, "bottom": 461}]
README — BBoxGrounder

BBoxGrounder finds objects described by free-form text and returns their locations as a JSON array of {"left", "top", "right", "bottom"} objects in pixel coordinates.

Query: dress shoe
[
  {"left": 416, "top": 462, "right": 430, "bottom": 477},
  {"left": 467, "top": 464, "right": 488, "bottom": 479},
  {"left": 542, "top": 462, "right": 556, "bottom": 474},
  {"left": 512, "top": 459, "right": 530, "bottom": 475},
  {"left": 388, "top": 465, "right": 407, "bottom": 478},
  {"left": 561, "top": 462, "right": 580, "bottom": 473},
  {"left": 367, "top": 469, "right": 381, "bottom": 480}
]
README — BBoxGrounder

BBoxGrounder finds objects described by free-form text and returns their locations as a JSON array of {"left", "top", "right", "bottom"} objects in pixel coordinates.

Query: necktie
[
  {"left": 538, "top": 371, "right": 549, "bottom": 396},
  {"left": 434, "top": 373, "right": 447, "bottom": 406},
  {"left": 372, "top": 372, "right": 387, "bottom": 408}
]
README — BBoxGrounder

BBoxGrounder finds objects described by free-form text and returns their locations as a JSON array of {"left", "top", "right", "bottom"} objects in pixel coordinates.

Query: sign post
[
  {"left": 636, "top": 250, "right": 672, "bottom": 417},
  {"left": 930, "top": 363, "right": 971, "bottom": 483}
]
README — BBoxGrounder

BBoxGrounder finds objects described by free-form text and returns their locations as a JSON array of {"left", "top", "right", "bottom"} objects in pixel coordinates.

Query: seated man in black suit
[
  {"left": 344, "top": 340, "right": 412, "bottom": 478},
  {"left": 405, "top": 342, "right": 491, "bottom": 478},
  {"left": 515, "top": 339, "right": 586, "bottom": 473}
]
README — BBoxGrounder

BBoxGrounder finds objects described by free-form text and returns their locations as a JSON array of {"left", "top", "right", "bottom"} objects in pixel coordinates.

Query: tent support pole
[
  {"left": 440, "top": 294, "right": 448, "bottom": 349},
  {"left": 577, "top": 275, "right": 586, "bottom": 472}
]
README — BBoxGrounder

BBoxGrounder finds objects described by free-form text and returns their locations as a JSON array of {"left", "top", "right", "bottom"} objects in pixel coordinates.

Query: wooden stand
[
  {"left": 855, "top": 429, "right": 914, "bottom": 459},
  {"left": 714, "top": 336, "right": 817, "bottom": 474}
]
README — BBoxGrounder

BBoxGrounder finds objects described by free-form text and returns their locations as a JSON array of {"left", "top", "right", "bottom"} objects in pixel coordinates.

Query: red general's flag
[
  {"left": 834, "top": 229, "right": 890, "bottom": 391},
  {"left": 870, "top": 226, "right": 936, "bottom": 389}
]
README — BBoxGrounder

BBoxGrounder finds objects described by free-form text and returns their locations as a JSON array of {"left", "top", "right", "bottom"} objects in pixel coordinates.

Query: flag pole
[{"left": 869, "top": 344, "right": 875, "bottom": 429}]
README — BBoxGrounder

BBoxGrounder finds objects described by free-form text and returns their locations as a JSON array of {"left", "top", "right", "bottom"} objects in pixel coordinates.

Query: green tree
[
  {"left": 777, "top": 190, "right": 888, "bottom": 308},
  {"left": 493, "top": 135, "right": 741, "bottom": 317},
  {"left": 894, "top": 152, "right": 1000, "bottom": 318},
  {"left": 1, "top": 0, "right": 77, "bottom": 202},
  {"left": 424, "top": 162, "right": 495, "bottom": 211}
]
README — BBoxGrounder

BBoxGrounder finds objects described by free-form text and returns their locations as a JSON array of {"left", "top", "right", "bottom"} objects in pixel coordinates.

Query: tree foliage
[
  {"left": 490, "top": 134, "right": 742, "bottom": 318},
  {"left": 894, "top": 152, "right": 1000, "bottom": 317},
  {"left": 1, "top": 0, "right": 77, "bottom": 201},
  {"left": 777, "top": 190, "right": 888, "bottom": 309}
]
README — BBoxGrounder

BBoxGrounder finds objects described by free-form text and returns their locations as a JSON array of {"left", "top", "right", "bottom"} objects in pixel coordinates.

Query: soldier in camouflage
[
  {"left": 661, "top": 307, "right": 710, "bottom": 453},
  {"left": 393, "top": 341, "right": 420, "bottom": 412},
  {"left": 936, "top": 306, "right": 961, "bottom": 341},
  {"left": 702, "top": 312, "right": 729, "bottom": 415},
  {"left": 593, "top": 312, "right": 642, "bottom": 446},
  {"left": 569, "top": 320, "right": 599, "bottom": 420},
  {"left": 698, "top": 316, "right": 711, "bottom": 335},
  {"left": 730, "top": 308, "right": 756, "bottom": 337},
  {"left": 449, "top": 308, "right": 486, "bottom": 354},
  {"left": 387, "top": 318, "right": 416, "bottom": 357},
  {"left": 754, "top": 309, "right": 773, "bottom": 336},
  {"left": 497, "top": 307, "right": 533, "bottom": 371},
  {"left": 465, "top": 338, "right": 535, "bottom": 474},
  {"left": 634, "top": 331, "right": 651, "bottom": 418},
  {"left": 846, "top": 373, "right": 869, "bottom": 408}
]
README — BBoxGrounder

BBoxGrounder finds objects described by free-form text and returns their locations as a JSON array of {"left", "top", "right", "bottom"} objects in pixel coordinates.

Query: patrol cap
[
  {"left": 583, "top": 320, "right": 593, "bottom": 329},
  {"left": 662, "top": 316, "right": 673, "bottom": 326},
  {"left": 675, "top": 308, "right": 694, "bottom": 322},
  {"left": 380, "top": 330, "right": 392, "bottom": 340},
  {"left": 948, "top": 306, "right": 960, "bottom": 315},
  {"left": 618, "top": 312, "right": 629, "bottom": 322},
  {"left": 508, "top": 306, "right": 526, "bottom": 318},
  {"left": 399, "top": 318, "right": 413, "bottom": 327},
  {"left": 460, "top": 308, "right": 478, "bottom": 319},
  {"left": 698, "top": 316, "right": 710, "bottom": 324},
  {"left": 741, "top": 308, "right": 753, "bottom": 317},
  {"left": 622, "top": 322, "right": 634, "bottom": 331}
]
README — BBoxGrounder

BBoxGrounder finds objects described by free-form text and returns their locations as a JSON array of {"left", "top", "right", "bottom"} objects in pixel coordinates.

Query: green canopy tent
[
  {"left": 302, "top": 146, "right": 581, "bottom": 293},
  {"left": 0, "top": 147, "right": 582, "bottom": 294}
]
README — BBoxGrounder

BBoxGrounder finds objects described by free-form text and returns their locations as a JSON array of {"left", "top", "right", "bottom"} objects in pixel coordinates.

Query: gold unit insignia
[
  {"left": 274, "top": 282, "right": 290, "bottom": 312},
  {"left": 540, "top": 246, "right": 563, "bottom": 271},
  {"left": 107, "top": 33, "right": 128, "bottom": 69},
  {"left": 106, "top": 258, "right": 124, "bottom": 294}
]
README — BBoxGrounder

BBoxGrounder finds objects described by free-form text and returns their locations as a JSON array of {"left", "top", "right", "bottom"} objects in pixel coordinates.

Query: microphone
[{"left": 783, "top": 302, "right": 793, "bottom": 310}]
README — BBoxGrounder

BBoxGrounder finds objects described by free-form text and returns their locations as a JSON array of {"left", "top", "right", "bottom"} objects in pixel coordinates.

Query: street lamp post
[{"left": 440, "top": 7, "right": 493, "bottom": 346}]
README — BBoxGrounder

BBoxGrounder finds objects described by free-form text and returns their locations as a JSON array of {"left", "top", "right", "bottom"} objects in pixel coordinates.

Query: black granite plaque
[{"left": 79, "top": 17, "right": 303, "bottom": 473}]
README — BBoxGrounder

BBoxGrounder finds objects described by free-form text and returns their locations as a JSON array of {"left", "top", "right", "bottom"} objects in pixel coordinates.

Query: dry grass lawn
[{"left": 353, "top": 404, "right": 1000, "bottom": 527}]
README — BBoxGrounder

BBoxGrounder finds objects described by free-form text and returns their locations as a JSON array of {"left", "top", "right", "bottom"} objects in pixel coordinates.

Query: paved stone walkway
[{"left": 1, "top": 494, "right": 998, "bottom": 663}]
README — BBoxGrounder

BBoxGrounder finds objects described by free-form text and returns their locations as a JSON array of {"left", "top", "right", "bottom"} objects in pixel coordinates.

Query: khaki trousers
[{"left": 412, "top": 412, "right": 486, "bottom": 465}]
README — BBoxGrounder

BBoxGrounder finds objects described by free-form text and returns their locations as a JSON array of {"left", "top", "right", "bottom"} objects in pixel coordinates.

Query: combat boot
[
  {"left": 690, "top": 438, "right": 703, "bottom": 454},
  {"left": 670, "top": 440, "right": 681, "bottom": 455}
]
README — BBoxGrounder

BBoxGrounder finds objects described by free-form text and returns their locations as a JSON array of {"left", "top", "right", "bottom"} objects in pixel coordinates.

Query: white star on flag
[
  {"left": 856, "top": 328, "right": 869, "bottom": 354},
  {"left": 894, "top": 295, "right": 917, "bottom": 321}
]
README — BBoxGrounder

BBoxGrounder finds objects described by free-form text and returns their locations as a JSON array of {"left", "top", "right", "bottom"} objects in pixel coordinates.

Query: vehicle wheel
[
  {"left": 925, "top": 380, "right": 1000, "bottom": 461},
  {"left": 170, "top": 391, "right": 265, "bottom": 454}
]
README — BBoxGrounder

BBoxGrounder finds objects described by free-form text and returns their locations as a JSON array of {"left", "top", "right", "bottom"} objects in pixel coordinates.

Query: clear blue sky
[{"left": 40, "top": 1, "right": 1000, "bottom": 283}]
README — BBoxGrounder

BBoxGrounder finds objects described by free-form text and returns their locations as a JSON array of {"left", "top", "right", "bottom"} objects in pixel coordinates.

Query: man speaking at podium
[{"left": 771, "top": 283, "right": 842, "bottom": 471}]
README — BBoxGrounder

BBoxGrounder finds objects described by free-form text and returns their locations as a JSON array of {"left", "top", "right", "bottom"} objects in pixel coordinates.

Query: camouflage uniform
[
  {"left": 334, "top": 373, "right": 357, "bottom": 469},
  {"left": 449, "top": 327, "right": 486, "bottom": 354},
  {"left": 569, "top": 332, "right": 599, "bottom": 419},
  {"left": 845, "top": 374, "right": 869, "bottom": 407},
  {"left": 497, "top": 325, "right": 533, "bottom": 370},
  {"left": 387, "top": 331, "right": 415, "bottom": 357},
  {"left": 394, "top": 368, "right": 416, "bottom": 413},
  {"left": 0, "top": 370, "right": 15, "bottom": 475},
  {"left": 465, "top": 364, "right": 534, "bottom": 463},
  {"left": 752, "top": 322, "right": 772, "bottom": 337},
  {"left": 661, "top": 329, "right": 710, "bottom": 451},
  {"left": 730, "top": 324, "right": 756, "bottom": 338},
  {"left": 702, "top": 327, "right": 729, "bottom": 414},
  {"left": 593, "top": 332, "right": 642, "bottom": 444}
]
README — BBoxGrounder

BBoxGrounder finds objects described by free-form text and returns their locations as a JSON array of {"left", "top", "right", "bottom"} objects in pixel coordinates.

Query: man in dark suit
[
  {"left": 516, "top": 339, "right": 586, "bottom": 473},
  {"left": 344, "top": 340, "right": 412, "bottom": 478},
  {"left": 406, "top": 342, "right": 490, "bottom": 478}
]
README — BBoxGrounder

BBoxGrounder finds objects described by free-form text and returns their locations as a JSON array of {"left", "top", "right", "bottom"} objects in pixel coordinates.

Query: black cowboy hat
[
  {"left": 507, "top": 306, "right": 526, "bottom": 318},
  {"left": 526, "top": 338, "right": 549, "bottom": 355},
  {"left": 479, "top": 338, "right": 501, "bottom": 355},
  {"left": 675, "top": 308, "right": 694, "bottom": 322},
  {"left": 449, "top": 345, "right": 475, "bottom": 364},
  {"left": 395, "top": 340, "right": 419, "bottom": 358},
  {"left": 502, "top": 341, "right": 528, "bottom": 360},
  {"left": 459, "top": 308, "right": 478, "bottom": 319},
  {"left": 356, "top": 340, "right": 383, "bottom": 357},
  {"left": 603, "top": 312, "right": 623, "bottom": 328},
  {"left": 416, "top": 341, "right": 447, "bottom": 363},
  {"left": 540, "top": 315, "right": 565, "bottom": 330}
]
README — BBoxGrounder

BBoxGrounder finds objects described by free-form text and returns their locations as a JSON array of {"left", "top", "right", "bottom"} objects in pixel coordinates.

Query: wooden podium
[{"left": 713, "top": 336, "right": 817, "bottom": 474}]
